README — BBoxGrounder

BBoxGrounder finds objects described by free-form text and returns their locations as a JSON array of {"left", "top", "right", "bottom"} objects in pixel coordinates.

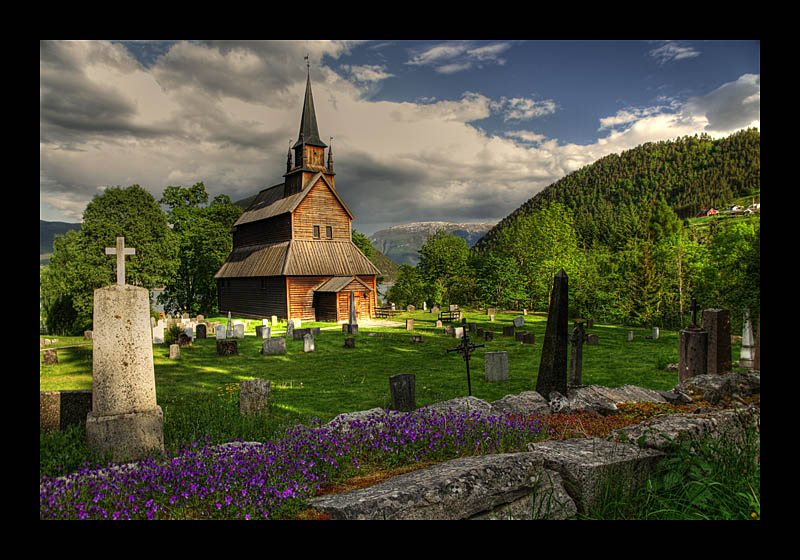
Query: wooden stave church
[{"left": 214, "top": 73, "right": 381, "bottom": 323}]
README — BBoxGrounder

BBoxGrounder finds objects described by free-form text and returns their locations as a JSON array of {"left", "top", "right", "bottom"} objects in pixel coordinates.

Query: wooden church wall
[{"left": 292, "top": 180, "right": 351, "bottom": 240}]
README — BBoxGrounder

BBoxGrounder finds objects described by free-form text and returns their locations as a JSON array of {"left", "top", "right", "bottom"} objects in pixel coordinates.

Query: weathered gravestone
[
  {"left": 739, "top": 309, "right": 755, "bottom": 369},
  {"left": 303, "top": 332, "right": 315, "bottom": 353},
  {"left": 627, "top": 331, "right": 634, "bottom": 342},
  {"left": 503, "top": 325, "right": 515, "bottom": 337},
  {"left": 587, "top": 333, "right": 599, "bottom": 345},
  {"left": 652, "top": 327, "right": 660, "bottom": 340},
  {"left": 286, "top": 320, "right": 295, "bottom": 339},
  {"left": 216, "top": 339, "right": 238, "bottom": 356},
  {"left": 233, "top": 323, "right": 245, "bottom": 339},
  {"left": 86, "top": 237, "right": 164, "bottom": 462},
  {"left": 702, "top": 308, "right": 731, "bottom": 374},
  {"left": 256, "top": 325, "right": 271, "bottom": 339},
  {"left": 177, "top": 332, "right": 192, "bottom": 347},
  {"left": 196, "top": 323, "right": 207, "bottom": 339},
  {"left": 389, "top": 373, "right": 416, "bottom": 412},
  {"left": 536, "top": 268, "right": 569, "bottom": 400},
  {"left": 240, "top": 378, "right": 270, "bottom": 416},
  {"left": 169, "top": 344, "right": 180, "bottom": 359},
  {"left": 513, "top": 316, "right": 525, "bottom": 328},
  {"left": 42, "top": 348, "right": 58, "bottom": 365},
  {"left": 406, "top": 319, "right": 414, "bottom": 330},
  {"left": 215, "top": 325, "right": 226, "bottom": 340},
  {"left": 568, "top": 321, "right": 588, "bottom": 389},
  {"left": 485, "top": 351, "right": 509, "bottom": 382},
  {"left": 262, "top": 337, "right": 286, "bottom": 355},
  {"left": 678, "top": 297, "right": 708, "bottom": 383},
  {"left": 344, "top": 337, "right": 355, "bottom": 349},
  {"left": 436, "top": 320, "right": 443, "bottom": 328}
]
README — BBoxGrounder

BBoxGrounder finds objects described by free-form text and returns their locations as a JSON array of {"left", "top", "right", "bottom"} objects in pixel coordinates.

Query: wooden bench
[
  {"left": 438, "top": 310, "right": 462, "bottom": 322},
  {"left": 375, "top": 307, "right": 402, "bottom": 319}
]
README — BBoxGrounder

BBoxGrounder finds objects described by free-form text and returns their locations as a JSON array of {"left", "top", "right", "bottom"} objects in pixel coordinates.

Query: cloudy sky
[{"left": 40, "top": 40, "right": 760, "bottom": 236}]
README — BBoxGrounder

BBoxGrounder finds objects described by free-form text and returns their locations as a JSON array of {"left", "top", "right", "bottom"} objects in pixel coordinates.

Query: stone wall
[{"left": 308, "top": 372, "right": 760, "bottom": 520}]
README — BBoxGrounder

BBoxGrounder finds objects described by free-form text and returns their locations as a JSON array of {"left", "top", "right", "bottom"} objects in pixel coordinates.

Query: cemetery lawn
[{"left": 40, "top": 310, "right": 754, "bottom": 520}]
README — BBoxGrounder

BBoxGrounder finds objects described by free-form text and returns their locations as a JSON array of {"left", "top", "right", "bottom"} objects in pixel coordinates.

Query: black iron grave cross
[
  {"left": 446, "top": 331, "right": 484, "bottom": 396},
  {"left": 688, "top": 296, "right": 701, "bottom": 329}
]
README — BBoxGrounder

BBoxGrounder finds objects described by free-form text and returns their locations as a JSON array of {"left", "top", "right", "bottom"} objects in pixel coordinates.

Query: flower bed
[{"left": 39, "top": 401, "right": 704, "bottom": 520}]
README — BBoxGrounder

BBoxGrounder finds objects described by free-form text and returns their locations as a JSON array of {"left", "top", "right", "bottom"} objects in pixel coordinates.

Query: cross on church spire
[{"left": 105, "top": 236, "right": 135, "bottom": 286}]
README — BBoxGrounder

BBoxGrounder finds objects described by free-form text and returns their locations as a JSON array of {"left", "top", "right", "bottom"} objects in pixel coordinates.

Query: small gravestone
[
  {"left": 503, "top": 325, "right": 515, "bottom": 337},
  {"left": 240, "top": 378, "right": 270, "bottom": 416},
  {"left": 169, "top": 344, "right": 180, "bottom": 359},
  {"left": 468, "top": 322, "right": 477, "bottom": 333},
  {"left": 484, "top": 330, "right": 494, "bottom": 341},
  {"left": 423, "top": 301, "right": 427, "bottom": 311},
  {"left": 271, "top": 315, "right": 278, "bottom": 327},
  {"left": 303, "top": 332, "right": 315, "bottom": 353},
  {"left": 177, "top": 332, "right": 192, "bottom": 347},
  {"left": 435, "top": 319, "right": 443, "bottom": 328},
  {"left": 627, "top": 331, "right": 634, "bottom": 342},
  {"left": 702, "top": 308, "right": 732, "bottom": 374},
  {"left": 489, "top": 314, "right": 495, "bottom": 322},
  {"left": 523, "top": 309, "right": 528, "bottom": 315},
  {"left": 587, "top": 333, "right": 599, "bottom": 345},
  {"left": 651, "top": 327, "right": 660, "bottom": 340},
  {"left": 286, "top": 320, "right": 295, "bottom": 339},
  {"left": 216, "top": 339, "right": 238, "bottom": 356},
  {"left": 407, "top": 304, "right": 415, "bottom": 312},
  {"left": 568, "top": 322, "right": 588, "bottom": 389},
  {"left": 233, "top": 323, "right": 245, "bottom": 339},
  {"left": 523, "top": 332, "right": 535, "bottom": 344},
  {"left": 42, "top": 348, "right": 58, "bottom": 365},
  {"left": 406, "top": 319, "right": 414, "bottom": 330},
  {"left": 344, "top": 337, "right": 355, "bottom": 349},
  {"left": 476, "top": 327, "right": 484, "bottom": 338},
  {"left": 262, "top": 337, "right": 286, "bottom": 355},
  {"left": 444, "top": 325, "right": 454, "bottom": 336},
  {"left": 485, "top": 351, "right": 509, "bottom": 382},
  {"left": 196, "top": 324, "right": 207, "bottom": 339},
  {"left": 411, "top": 335, "right": 423, "bottom": 343},
  {"left": 453, "top": 326, "right": 464, "bottom": 338},
  {"left": 513, "top": 316, "right": 525, "bottom": 328},
  {"left": 215, "top": 325, "right": 226, "bottom": 339},
  {"left": 432, "top": 303, "right": 440, "bottom": 314},
  {"left": 389, "top": 373, "right": 415, "bottom": 412}
]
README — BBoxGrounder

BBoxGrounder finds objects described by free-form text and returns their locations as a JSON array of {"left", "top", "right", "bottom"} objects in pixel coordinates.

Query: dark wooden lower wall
[{"left": 218, "top": 276, "right": 287, "bottom": 319}]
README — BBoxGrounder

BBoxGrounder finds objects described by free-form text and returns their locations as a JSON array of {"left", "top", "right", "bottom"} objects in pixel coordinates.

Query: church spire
[{"left": 292, "top": 66, "right": 326, "bottom": 150}]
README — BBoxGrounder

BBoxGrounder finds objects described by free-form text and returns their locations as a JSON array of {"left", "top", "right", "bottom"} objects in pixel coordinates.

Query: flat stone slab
[
  {"left": 526, "top": 437, "right": 666, "bottom": 515},
  {"left": 488, "top": 391, "right": 551, "bottom": 417},
  {"left": 610, "top": 405, "right": 760, "bottom": 451},
  {"left": 562, "top": 384, "right": 669, "bottom": 415},
  {"left": 308, "top": 452, "right": 576, "bottom": 520}
]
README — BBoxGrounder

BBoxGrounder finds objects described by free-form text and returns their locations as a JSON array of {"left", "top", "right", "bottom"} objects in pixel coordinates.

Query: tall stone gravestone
[
  {"left": 86, "top": 237, "right": 164, "bottom": 462},
  {"left": 678, "top": 297, "right": 708, "bottom": 383},
  {"left": 536, "top": 268, "right": 569, "bottom": 399},
  {"left": 702, "top": 308, "right": 731, "bottom": 374},
  {"left": 739, "top": 309, "right": 755, "bottom": 369}
]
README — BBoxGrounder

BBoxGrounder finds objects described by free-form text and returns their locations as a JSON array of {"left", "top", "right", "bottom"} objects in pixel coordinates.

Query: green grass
[{"left": 39, "top": 309, "right": 748, "bottom": 478}]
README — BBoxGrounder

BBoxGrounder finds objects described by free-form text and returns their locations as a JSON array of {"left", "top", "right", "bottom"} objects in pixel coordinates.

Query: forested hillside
[{"left": 475, "top": 128, "right": 760, "bottom": 252}]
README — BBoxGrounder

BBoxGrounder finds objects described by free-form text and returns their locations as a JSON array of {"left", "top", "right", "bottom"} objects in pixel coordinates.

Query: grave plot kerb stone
[
  {"left": 526, "top": 437, "right": 666, "bottom": 515},
  {"left": 309, "top": 452, "right": 577, "bottom": 520}
]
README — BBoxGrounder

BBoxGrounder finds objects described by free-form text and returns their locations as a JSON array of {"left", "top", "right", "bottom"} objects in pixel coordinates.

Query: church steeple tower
[{"left": 284, "top": 61, "right": 335, "bottom": 195}]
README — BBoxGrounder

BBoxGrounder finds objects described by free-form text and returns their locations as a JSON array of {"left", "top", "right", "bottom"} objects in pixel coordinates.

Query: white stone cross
[{"left": 105, "top": 236, "right": 136, "bottom": 286}]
